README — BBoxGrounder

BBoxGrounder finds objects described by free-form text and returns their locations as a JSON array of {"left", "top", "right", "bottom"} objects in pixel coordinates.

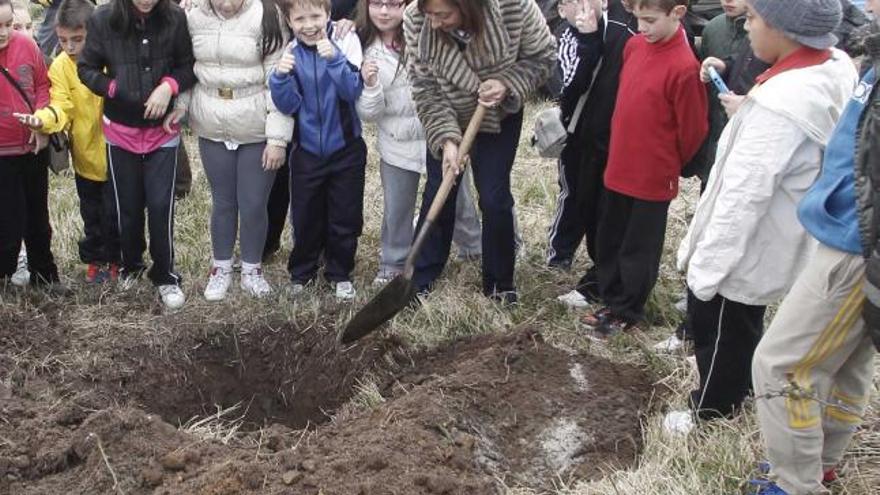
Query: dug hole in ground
[{"left": 0, "top": 303, "right": 654, "bottom": 494}]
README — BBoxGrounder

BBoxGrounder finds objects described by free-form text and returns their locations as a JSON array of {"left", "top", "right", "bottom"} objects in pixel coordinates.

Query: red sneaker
[
  {"left": 85, "top": 263, "right": 101, "bottom": 283},
  {"left": 107, "top": 263, "right": 120, "bottom": 282},
  {"left": 823, "top": 468, "right": 838, "bottom": 484}
]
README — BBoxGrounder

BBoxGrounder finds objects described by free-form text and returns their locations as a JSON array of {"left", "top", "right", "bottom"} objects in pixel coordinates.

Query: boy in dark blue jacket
[{"left": 269, "top": 0, "right": 365, "bottom": 300}]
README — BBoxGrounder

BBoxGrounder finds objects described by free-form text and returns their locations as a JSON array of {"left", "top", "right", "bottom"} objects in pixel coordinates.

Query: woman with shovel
[{"left": 403, "top": 0, "right": 555, "bottom": 303}]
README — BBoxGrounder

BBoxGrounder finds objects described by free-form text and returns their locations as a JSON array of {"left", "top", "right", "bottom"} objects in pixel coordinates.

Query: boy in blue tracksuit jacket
[{"left": 269, "top": 0, "right": 365, "bottom": 298}]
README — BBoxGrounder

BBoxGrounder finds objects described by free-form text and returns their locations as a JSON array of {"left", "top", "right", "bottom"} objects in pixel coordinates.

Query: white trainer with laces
[
  {"left": 663, "top": 410, "right": 695, "bottom": 436},
  {"left": 241, "top": 268, "right": 272, "bottom": 298},
  {"left": 204, "top": 266, "right": 232, "bottom": 301},
  {"left": 653, "top": 334, "right": 685, "bottom": 353},
  {"left": 556, "top": 289, "right": 589, "bottom": 308},
  {"left": 335, "top": 281, "right": 356, "bottom": 301},
  {"left": 159, "top": 284, "right": 186, "bottom": 310}
]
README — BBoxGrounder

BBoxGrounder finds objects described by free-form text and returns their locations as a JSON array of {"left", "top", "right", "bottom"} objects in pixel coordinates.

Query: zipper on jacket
[{"left": 313, "top": 49, "right": 324, "bottom": 156}]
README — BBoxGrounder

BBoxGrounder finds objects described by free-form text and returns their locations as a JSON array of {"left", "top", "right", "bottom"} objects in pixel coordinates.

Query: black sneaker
[{"left": 594, "top": 315, "right": 639, "bottom": 338}]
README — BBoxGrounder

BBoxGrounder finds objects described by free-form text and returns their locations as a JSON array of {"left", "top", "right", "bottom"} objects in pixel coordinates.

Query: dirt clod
[
  {"left": 160, "top": 451, "right": 187, "bottom": 471},
  {"left": 281, "top": 470, "right": 302, "bottom": 485}
]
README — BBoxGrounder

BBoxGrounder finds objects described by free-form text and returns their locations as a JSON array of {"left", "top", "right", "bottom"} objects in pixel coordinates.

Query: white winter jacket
[
  {"left": 356, "top": 40, "right": 426, "bottom": 173},
  {"left": 677, "top": 49, "right": 857, "bottom": 306},
  {"left": 179, "top": 0, "right": 293, "bottom": 147}
]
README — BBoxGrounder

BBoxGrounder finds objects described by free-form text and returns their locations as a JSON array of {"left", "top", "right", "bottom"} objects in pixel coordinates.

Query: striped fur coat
[{"left": 403, "top": 0, "right": 556, "bottom": 156}]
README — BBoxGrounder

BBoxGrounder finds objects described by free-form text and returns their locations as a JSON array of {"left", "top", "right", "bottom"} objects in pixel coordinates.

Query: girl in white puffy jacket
[
  {"left": 355, "top": 0, "right": 481, "bottom": 286},
  {"left": 171, "top": 0, "right": 294, "bottom": 301}
]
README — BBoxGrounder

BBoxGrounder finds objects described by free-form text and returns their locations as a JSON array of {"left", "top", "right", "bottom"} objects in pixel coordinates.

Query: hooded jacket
[
  {"left": 178, "top": 0, "right": 293, "bottom": 147},
  {"left": 678, "top": 49, "right": 858, "bottom": 305}
]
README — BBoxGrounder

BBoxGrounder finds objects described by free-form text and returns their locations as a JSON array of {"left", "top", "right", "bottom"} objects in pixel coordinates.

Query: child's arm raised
[
  {"left": 321, "top": 30, "right": 364, "bottom": 103},
  {"left": 558, "top": 0, "right": 603, "bottom": 101},
  {"left": 262, "top": 28, "right": 294, "bottom": 169},
  {"left": 355, "top": 57, "right": 385, "bottom": 122},
  {"left": 269, "top": 42, "right": 303, "bottom": 115}
]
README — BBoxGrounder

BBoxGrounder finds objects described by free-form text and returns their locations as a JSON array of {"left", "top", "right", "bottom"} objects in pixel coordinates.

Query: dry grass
[{"left": 22, "top": 100, "right": 878, "bottom": 494}]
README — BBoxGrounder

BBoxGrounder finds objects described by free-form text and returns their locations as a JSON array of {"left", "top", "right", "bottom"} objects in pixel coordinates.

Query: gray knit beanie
[{"left": 748, "top": 0, "right": 842, "bottom": 50}]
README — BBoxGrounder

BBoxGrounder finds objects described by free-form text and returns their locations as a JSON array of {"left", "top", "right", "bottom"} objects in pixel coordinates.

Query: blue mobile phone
[{"left": 708, "top": 66, "right": 731, "bottom": 94}]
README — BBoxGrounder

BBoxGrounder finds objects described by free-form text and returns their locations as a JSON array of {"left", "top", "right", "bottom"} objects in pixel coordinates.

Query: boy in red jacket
[
  {"left": 582, "top": 0, "right": 707, "bottom": 336},
  {"left": 0, "top": 0, "right": 61, "bottom": 290}
]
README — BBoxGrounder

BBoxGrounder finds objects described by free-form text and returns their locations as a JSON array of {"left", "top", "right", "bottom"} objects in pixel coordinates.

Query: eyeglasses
[{"left": 368, "top": 0, "right": 405, "bottom": 9}]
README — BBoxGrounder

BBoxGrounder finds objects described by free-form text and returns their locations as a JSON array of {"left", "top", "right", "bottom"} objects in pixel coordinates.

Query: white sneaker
[
  {"left": 556, "top": 290, "right": 589, "bottom": 308},
  {"left": 159, "top": 284, "right": 186, "bottom": 310},
  {"left": 204, "top": 267, "right": 232, "bottom": 301},
  {"left": 663, "top": 410, "right": 695, "bottom": 436},
  {"left": 11, "top": 250, "right": 29, "bottom": 287},
  {"left": 372, "top": 275, "right": 392, "bottom": 287},
  {"left": 241, "top": 269, "right": 272, "bottom": 298},
  {"left": 289, "top": 282, "right": 305, "bottom": 297},
  {"left": 653, "top": 334, "right": 684, "bottom": 353},
  {"left": 335, "top": 281, "right": 356, "bottom": 301}
]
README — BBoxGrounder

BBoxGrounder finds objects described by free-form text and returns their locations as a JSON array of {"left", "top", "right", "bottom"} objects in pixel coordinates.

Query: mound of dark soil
[{"left": 0, "top": 304, "right": 656, "bottom": 495}]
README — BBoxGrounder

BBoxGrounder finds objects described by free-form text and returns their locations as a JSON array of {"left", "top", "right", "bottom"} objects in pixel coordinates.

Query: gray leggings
[
  {"left": 379, "top": 160, "right": 481, "bottom": 278},
  {"left": 199, "top": 139, "right": 276, "bottom": 264}
]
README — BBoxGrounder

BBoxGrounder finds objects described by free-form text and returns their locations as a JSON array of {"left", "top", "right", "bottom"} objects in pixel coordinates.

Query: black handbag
[{"left": 1, "top": 65, "right": 71, "bottom": 174}]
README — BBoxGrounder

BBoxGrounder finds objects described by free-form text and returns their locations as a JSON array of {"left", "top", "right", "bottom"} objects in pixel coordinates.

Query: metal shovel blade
[{"left": 339, "top": 275, "right": 416, "bottom": 344}]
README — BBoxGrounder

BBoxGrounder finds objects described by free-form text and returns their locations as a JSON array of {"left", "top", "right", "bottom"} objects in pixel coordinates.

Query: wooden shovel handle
[{"left": 424, "top": 104, "right": 488, "bottom": 223}]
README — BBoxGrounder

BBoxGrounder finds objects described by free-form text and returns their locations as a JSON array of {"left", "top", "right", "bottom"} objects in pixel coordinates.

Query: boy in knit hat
[
  {"left": 750, "top": 0, "right": 880, "bottom": 493},
  {"left": 671, "top": 0, "right": 858, "bottom": 433}
]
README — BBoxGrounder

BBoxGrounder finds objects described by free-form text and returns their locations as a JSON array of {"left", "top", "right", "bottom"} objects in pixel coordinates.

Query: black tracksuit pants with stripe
[{"left": 107, "top": 144, "right": 180, "bottom": 286}]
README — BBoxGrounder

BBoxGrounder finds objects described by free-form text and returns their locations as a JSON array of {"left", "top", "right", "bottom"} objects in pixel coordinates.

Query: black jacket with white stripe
[{"left": 557, "top": 0, "right": 637, "bottom": 153}]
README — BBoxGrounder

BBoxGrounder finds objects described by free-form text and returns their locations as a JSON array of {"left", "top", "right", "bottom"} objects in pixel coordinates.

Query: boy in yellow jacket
[{"left": 15, "top": 0, "right": 118, "bottom": 282}]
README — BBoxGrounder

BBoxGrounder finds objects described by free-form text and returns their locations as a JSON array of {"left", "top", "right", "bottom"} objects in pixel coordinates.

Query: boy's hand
[
  {"left": 574, "top": 0, "right": 600, "bottom": 34},
  {"left": 362, "top": 59, "right": 379, "bottom": 87},
  {"left": 13, "top": 112, "right": 43, "bottom": 129},
  {"left": 700, "top": 57, "right": 727, "bottom": 83},
  {"left": 477, "top": 79, "right": 507, "bottom": 108},
  {"left": 442, "top": 139, "right": 462, "bottom": 178},
  {"left": 144, "top": 81, "right": 173, "bottom": 120},
  {"left": 333, "top": 19, "right": 355, "bottom": 41},
  {"left": 262, "top": 144, "right": 286, "bottom": 171},
  {"left": 163, "top": 107, "right": 186, "bottom": 134},
  {"left": 316, "top": 32, "right": 336, "bottom": 60},
  {"left": 718, "top": 93, "right": 745, "bottom": 118},
  {"left": 277, "top": 43, "right": 296, "bottom": 74}
]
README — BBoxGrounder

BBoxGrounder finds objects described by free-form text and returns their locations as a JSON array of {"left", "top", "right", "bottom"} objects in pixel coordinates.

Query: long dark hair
[
  {"left": 259, "top": 0, "right": 285, "bottom": 58},
  {"left": 415, "top": 0, "right": 484, "bottom": 44},
  {"left": 109, "top": 0, "right": 175, "bottom": 35}
]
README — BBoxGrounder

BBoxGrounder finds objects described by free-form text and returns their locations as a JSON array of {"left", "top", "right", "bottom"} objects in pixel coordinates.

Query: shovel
[{"left": 340, "top": 104, "right": 488, "bottom": 344}]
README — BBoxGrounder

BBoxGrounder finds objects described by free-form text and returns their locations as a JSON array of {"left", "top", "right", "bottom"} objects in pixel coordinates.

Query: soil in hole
[{"left": 127, "top": 325, "right": 393, "bottom": 430}]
